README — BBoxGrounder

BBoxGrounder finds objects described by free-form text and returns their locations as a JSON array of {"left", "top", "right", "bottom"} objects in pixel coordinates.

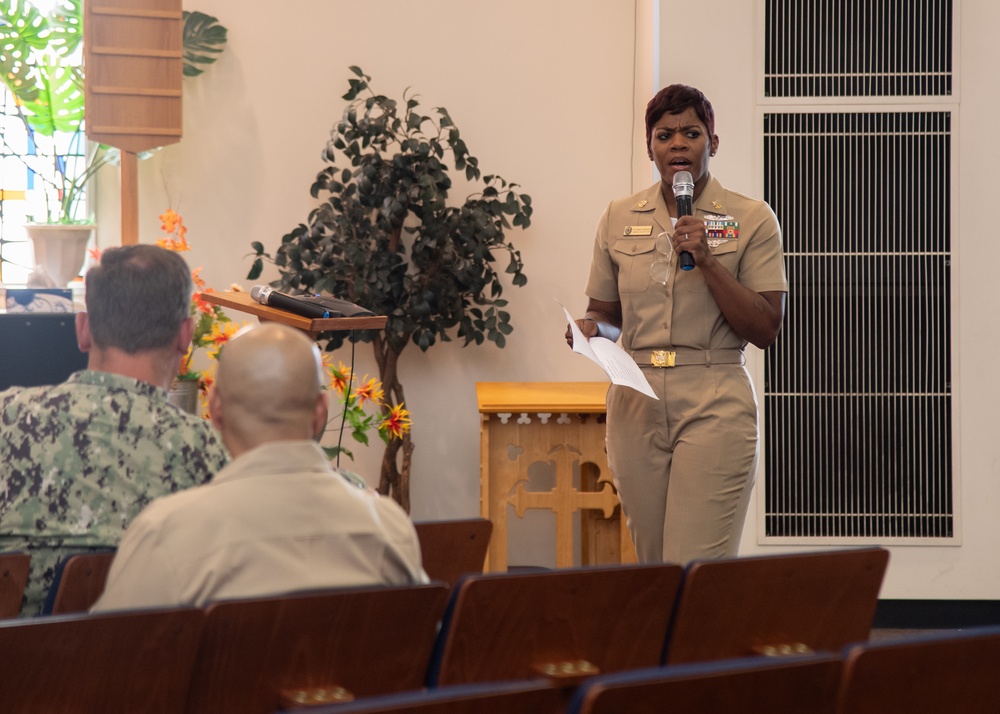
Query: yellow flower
[{"left": 206, "top": 320, "right": 242, "bottom": 360}]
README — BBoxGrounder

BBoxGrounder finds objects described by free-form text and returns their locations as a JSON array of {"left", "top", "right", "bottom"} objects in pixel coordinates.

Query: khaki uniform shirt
[
  {"left": 92, "top": 441, "right": 428, "bottom": 612},
  {"left": 0, "top": 371, "right": 229, "bottom": 615},
  {"left": 586, "top": 176, "right": 788, "bottom": 352}
]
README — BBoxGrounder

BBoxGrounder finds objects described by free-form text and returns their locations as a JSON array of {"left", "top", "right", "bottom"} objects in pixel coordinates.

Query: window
[{"left": 0, "top": 91, "right": 90, "bottom": 284}]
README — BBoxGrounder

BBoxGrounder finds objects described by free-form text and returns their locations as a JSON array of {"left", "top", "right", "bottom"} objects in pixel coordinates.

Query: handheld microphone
[
  {"left": 250, "top": 286, "right": 376, "bottom": 319},
  {"left": 672, "top": 170, "right": 696, "bottom": 271},
  {"left": 250, "top": 285, "right": 335, "bottom": 319}
]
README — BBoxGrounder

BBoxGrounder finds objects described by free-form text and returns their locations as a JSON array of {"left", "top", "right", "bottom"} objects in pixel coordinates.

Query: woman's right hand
[{"left": 565, "top": 318, "right": 599, "bottom": 348}]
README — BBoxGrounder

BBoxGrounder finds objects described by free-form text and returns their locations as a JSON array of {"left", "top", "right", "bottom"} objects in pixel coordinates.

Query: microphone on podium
[
  {"left": 672, "top": 170, "right": 696, "bottom": 271},
  {"left": 250, "top": 285, "right": 375, "bottom": 319}
]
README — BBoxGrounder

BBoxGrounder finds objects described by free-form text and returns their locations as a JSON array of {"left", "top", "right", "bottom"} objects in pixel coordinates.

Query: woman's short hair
[
  {"left": 645, "top": 84, "right": 716, "bottom": 149},
  {"left": 85, "top": 245, "right": 193, "bottom": 353}
]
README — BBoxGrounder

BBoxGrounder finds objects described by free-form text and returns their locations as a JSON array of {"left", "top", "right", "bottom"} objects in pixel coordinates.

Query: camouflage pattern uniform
[{"left": 0, "top": 371, "right": 229, "bottom": 615}]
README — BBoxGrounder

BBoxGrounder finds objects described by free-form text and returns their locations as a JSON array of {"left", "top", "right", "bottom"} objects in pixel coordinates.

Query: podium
[
  {"left": 476, "top": 382, "right": 637, "bottom": 571},
  {"left": 202, "top": 291, "right": 387, "bottom": 336}
]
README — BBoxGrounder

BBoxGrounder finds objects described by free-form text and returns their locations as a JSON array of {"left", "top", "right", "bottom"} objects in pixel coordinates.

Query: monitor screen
[{"left": 0, "top": 314, "right": 87, "bottom": 391}]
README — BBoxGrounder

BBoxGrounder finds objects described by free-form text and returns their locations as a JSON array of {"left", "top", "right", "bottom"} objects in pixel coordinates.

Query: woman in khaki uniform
[{"left": 568, "top": 85, "right": 788, "bottom": 564}]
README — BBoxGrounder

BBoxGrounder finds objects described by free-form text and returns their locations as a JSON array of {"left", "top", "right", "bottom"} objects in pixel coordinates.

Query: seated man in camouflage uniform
[{"left": 0, "top": 245, "right": 229, "bottom": 615}]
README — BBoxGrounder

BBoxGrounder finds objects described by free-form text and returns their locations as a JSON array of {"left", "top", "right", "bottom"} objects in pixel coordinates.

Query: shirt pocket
[
  {"left": 682, "top": 239, "right": 740, "bottom": 293},
  {"left": 612, "top": 238, "right": 657, "bottom": 293}
]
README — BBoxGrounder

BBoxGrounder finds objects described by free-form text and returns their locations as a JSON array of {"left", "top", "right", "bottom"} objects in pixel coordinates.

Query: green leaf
[
  {"left": 182, "top": 11, "right": 228, "bottom": 78},
  {"left": 247, "top": 258, "right": 263, "bottom": 280}
]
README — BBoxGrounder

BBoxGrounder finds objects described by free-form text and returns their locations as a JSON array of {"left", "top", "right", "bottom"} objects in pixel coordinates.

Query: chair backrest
[
  {"left": 414, "top": 518, "right": 492, "bottom": 589},
  {"left": 302, "top": 680, "right": 563, "bottom": 714},
  {"left": 663, "top": 547, "right": 889, "bottom": 664},
  {"left": 837, "top": 627, "right": 1000, "bottom": 714},
  {"left": 567, "top": 655, "right": 843, "bottom": 714},
  {"left": 46, "top": 550, "right": 116, "bottom": 614},
  {"left": 0, "top": 552, "right": 30, "bottom": 618},
  {"left": 184, "top": 583, "right": 450, "bottom": 714},
  {"left": 428, "top": 563, "right": 684, "bottom": 687},
  {"left": 0, "top": 607, "right": 204, "bottom": 713}
]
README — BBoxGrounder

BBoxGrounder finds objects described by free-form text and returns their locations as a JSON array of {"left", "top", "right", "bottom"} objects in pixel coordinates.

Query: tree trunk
[{"left": 372, "top": 331, "right": 413, "bottom": 512}]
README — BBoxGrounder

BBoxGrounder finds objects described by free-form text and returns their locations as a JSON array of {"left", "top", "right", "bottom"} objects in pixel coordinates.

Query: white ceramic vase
[{"left": 24, "top": 224, "right": 95, "bottom": 287}]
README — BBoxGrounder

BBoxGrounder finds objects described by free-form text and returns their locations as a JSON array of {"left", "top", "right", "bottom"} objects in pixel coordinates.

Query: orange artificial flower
[
  {"left": 326, "top": 360, "right": 353, "bottom": 394},
  {"left": 381, "top": 403, "right": 412, "bottom": 439},
  {"left": 157, "top": 209, "right": 189, "bottom": 251},
  {"left": 353, "top": 376, "right": 384, "bottom": 406}
]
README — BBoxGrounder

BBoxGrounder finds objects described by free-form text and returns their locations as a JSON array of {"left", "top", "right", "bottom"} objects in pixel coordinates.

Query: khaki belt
[{"left": 630, "top": 348, "right": 745, "bottom": 368}]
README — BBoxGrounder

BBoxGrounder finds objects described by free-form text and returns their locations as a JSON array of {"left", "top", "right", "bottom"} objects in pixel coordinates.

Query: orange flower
[
  {"left": 193, "top": 289, "right": 216, "bottom": 315},
  {"left": 381, "top": 403, "right": 412, "bottom": 439},
  {"left": 354, "top": 376, "right": 384, "bottom": 406},
  {"left": 157, "top": 209, "right": 190, "bottom": 251},
  {"left": 326, "top": 360, "right": 353, "bottom": 394},
  {"left": 191, "top": 266, "right": 207, "bottom": 291},
  {"left": 178, "top": 346, "right": 194, "bottom": 377}
]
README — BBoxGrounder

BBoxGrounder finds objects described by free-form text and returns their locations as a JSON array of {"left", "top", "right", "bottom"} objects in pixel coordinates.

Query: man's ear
[
  {"left": 177, "top": 316, "right": 195, "bottom": 355},
  {"left": 75, "top": 312, "right": 92, "bottom": 352},
  {"left": 312, "top": 391, "right": 329, "bottom": 442}
]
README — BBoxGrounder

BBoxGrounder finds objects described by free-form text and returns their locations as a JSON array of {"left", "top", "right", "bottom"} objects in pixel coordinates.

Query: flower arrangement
[
  {"left": 324, "top": 359, "right": 411, "bottom": 461},
  {"left": 156, "top": 209, "right": 243, "bottom": 408}
]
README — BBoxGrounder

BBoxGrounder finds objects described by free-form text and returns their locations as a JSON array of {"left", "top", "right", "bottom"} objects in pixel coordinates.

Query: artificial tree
[{"left": 249, "top": 67, "right": 533, "bottom": 511}]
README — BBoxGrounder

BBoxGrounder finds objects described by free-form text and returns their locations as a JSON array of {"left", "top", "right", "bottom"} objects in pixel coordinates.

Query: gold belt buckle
[{"left": 650, "top": 350, "right": 676, "bottom": 368}]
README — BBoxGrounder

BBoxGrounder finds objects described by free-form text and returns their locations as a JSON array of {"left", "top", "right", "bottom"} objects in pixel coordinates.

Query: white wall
[
  {"left": 96, "top": 0, "right": 638, "bottom": 520},
  {"left": 94, "top": 0, "right": 1000, "bottom": 598}
]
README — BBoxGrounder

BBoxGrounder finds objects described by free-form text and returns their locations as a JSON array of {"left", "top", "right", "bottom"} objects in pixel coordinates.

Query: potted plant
[
  {"left": 0, "top": 1, "right": 226, "bottom": 283},
  {"left": 249, "top": 67, "right": 533, "bottom": 511}
]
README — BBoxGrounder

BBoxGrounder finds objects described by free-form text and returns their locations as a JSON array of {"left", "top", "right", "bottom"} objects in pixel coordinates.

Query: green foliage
[
  {"left": 0, "top": 0, "right": 84, "bottom": 136},
  {"left": 249, "top": 66, "right": 533, "bottom": 355},
  {"left": 182, "top": 11, "right": 227, "bottom": 77}
]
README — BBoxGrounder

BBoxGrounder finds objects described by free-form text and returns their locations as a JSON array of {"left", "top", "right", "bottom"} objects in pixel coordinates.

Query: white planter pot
[{"left": 25, "top": 224, "right": 95, "bottom": 287}]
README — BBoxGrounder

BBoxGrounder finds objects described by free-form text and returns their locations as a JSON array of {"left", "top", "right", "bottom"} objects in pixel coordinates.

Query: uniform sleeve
[
  {"left": 89, "top": 505, "right": 182, "bottom": 612},
  {"left": 738, "top": 201, "right": 788, "bottom": 294},
  {"left": 585, "top": 202, "right": 622, "bottom": 303}
]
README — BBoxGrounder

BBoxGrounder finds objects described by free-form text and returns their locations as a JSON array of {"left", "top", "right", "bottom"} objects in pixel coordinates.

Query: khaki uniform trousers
[{"left": 606, "top": 362, "right": 758, "bottom": 564}]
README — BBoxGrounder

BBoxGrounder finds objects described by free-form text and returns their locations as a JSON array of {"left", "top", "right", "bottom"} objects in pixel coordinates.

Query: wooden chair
[
  {"left": 0, "top": 607, "right": 204, "bottom": 713},
  {"left": 567, "top": 655, "right": 843, "bottom": 714},
  {"left": 184, "top": 583, "right": 450, "bottom": 714},
  {"left": 427, "top": 563, "right": 684, "bottom": 687},
  {"left": 836, "top": 626, "right": 1000, "bottom": 713},
  {"left": 663, "top": 547, "right": 889, "bottom": 664},
  {"left": 414, "top": 518, "right": 492, "bottom": 589},
  {"left": 300, "top": 680, "right": 563, "bottom": 714},
  {"left": 0, "top": 552, "right": 30, "bottom": 618},
  {"left": 44, "top": 550, "right": 116, "bottom": 614}
]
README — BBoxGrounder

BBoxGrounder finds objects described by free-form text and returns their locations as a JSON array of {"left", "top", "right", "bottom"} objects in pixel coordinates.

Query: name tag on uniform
[{"left": 623, "top": 225, "right": 653, "bottom": 236}]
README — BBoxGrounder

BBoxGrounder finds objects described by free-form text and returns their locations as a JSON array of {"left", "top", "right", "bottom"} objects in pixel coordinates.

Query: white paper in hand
[{"left": 561, "top": 304, "right": 658, "bottom": 400}]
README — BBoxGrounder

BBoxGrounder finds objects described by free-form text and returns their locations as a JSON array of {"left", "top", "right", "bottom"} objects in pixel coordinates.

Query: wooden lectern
[
  {"left": 476, "top": 382, "right": 637, "bottom": 571},
  {"left": 202, "top": 291, "right": 387, "bottom": 336}
]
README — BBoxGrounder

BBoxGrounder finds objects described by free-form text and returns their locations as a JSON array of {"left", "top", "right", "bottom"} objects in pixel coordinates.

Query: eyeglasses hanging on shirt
[{"left": 649, "top": 231, "right": 674, "bottom": 286}]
